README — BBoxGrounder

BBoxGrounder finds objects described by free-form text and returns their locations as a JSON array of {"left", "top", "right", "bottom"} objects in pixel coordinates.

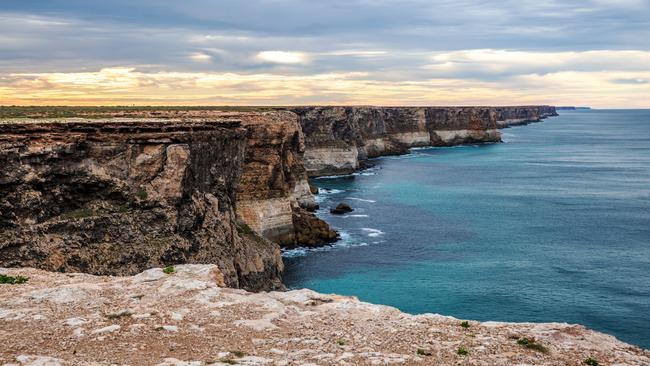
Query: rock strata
[
  {"left": 232, "top": 110, "right": 334, "bottom": 248},
  {"left": 1, "top": 265, "right": 647, "bottom": 365},
  {"left": 0, "top": 119, "right": 283, "bottom": 291},
  {"left": 292, "top": 106, "right": 557, "bottom": 176}
]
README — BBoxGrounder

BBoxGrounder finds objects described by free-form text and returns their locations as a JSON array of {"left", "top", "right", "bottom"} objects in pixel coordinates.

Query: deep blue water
[{"left": 283, "top": 110, "right": 650, "bottom": 349}]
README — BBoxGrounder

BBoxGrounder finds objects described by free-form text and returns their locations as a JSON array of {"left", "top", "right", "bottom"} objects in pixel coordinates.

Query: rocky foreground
[{"left": 1, "top": 265, "right": 648, "bottom": 366}]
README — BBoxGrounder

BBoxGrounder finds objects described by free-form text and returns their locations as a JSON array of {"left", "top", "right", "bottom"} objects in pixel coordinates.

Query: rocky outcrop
[
  {"left": 292, "top": 106, "right": 557, "bottom": 176},
  {"left": 230, "top": 111, "right": 336, "bottom": 248},
  {"left": 0, "top": 119, "right": 283, "bottom": 291},
  {"left": 1, "top": 264, "right": 647, "bottom": 365},
  {"left": 495, "top": 105, "right": 559, "bottom": 128},
  {"left": 0, "top": 105, "right": 558, "bottom": 283}
]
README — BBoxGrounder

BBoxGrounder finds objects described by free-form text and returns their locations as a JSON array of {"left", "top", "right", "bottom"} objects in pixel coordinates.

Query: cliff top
[
  {"left": 0, "top": 105, "right": 556, "bottom": 120},
  {"left": 0, "top": 265, "right": 647, "bottom": 365}
]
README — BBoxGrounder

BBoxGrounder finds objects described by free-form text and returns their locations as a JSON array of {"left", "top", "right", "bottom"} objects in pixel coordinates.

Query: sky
[{"left": 0, "top": 0, "right": 649, "bottom": 107}]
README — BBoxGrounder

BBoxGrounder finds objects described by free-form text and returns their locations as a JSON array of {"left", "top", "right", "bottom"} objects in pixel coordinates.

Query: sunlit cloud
[
  {"left": 255, "top": 51, "right": 308, "bottom": 64},
  {"left": 1, "top": 65, "right": 648, "bottom": 107},
  {"left": 0, "top": 1, "right": 649, "bottom": 107},
  {"left": 189, "top": 52, "right": 213, "bottom": 63}
]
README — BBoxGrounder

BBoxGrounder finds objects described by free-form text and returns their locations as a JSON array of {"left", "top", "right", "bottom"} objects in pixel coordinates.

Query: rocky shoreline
[
  {"left": 0, "top": 105, "right": 558, "bottom": 286},
  {"left": 4, "top": 106, "right": 646, "bottom": 363},
  {"left": 1, "top": 264, "right": 648, "bottom": 365}
]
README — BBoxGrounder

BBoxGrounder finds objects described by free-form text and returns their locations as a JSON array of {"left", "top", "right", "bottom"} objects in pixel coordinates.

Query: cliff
[
  {"left": 495, "top": 105, "right": 559, "bottom": 128},
  {"left": 0, "top": 105, "right": 556, "bottom": 283},
  {"left": 292, "top": 106, "right": 557, "bottom": 176},
  {"left": 0, "top": 118, "right": 283, "bottom": 291},
  {"left": 1, "top": 265, "right": 647, "bottom": 365},
  {"left": 228, "top": 111, "right": 337, "bottom": 248}
]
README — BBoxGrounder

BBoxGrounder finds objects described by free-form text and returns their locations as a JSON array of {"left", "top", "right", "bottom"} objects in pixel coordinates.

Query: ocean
[{"left": 283, "top": 109, "right": 650, "bottom": 349}]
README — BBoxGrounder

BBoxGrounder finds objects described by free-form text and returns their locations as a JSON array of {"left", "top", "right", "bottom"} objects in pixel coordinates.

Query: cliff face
[
  {"left": 495, "top": 105, "right": 559, "bottom": 127},
  {"left": 231, "top": 111, "right": 337, "bottom": 248},
  {"left": 0, "top": 119, "right": 283, "bottom": 291},
  {"left": 292, "top": 106, "right": 557, "bottom": 176}
]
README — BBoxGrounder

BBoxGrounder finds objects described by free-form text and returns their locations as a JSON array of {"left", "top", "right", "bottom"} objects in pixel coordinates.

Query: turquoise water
[{"left": 283, "top": 110, "right": 650, "bottom": 349}]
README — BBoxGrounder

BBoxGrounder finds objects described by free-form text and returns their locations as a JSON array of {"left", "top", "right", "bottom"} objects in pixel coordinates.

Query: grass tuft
[
  {"left": 584, "top": 358, "right": 599, "bottom": 366},
  {"left": 0, "top": 274, "right": 29, "bottom": 284},
  {"left": 237, "top": 223, "right": 254, "bottom": 235},
  {"left": 136, "top": 188, "right": 148, "bottom": 200},
  {"left": 416, "top": 348, "right": 432, "bottom": 356},
  {"left": 61, "top": 208, "right": 94, "bottom": 219},
  {"left": 457, "top": 347, "right": 468, "bottom": 356},
  {"left": 516, "top": 338, "right": 548, "bottom": 353},
  {"left": 460, "top": 321, "right": 470, "bottom": 329},
  {"left": 162, "top": 265, "right": 175, "bottom": 274},
  {"left": 336, "top": 339, "right": 346, "bottom": 346}
]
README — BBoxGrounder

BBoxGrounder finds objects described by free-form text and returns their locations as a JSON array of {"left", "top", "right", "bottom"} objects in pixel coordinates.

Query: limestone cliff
[
  {"left": 495, "top": 105, "right": 559, "bottom": 127},
  {"left": 292, "top": 106, "right": 557, "bottom": 176},
  {"left": 228, "top": 111, "right": 337, "bottom": 248},
  {"left": 0, "top": 119, "right": 283, "bottom": 291}
]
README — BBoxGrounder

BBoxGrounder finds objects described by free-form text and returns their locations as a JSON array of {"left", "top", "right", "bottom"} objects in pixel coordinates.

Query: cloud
[
  {"left": 189, "top": 52, "right": 213, "bottom": 63},
  {"left": 424, "top": 49, "right": 650, "bottom": 79},
  {"left": 256, "top": 51, "right": 308, "bottom": 64},
  {"left": 1, "top": 66, "right": 649, "bottom": 108},
  {"left": 0, "top": 1, "right": 649, "bottom": 107}
]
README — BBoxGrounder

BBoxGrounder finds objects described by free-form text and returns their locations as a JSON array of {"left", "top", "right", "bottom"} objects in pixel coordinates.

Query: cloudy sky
[{"left": 1, "top": 0, "right": 649, "bottom": 107}]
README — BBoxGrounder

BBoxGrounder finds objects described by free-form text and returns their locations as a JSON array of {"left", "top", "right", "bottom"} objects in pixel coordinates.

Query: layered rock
[
  {"left": 292, "top": 106, "right": 557, "bottom": 176},
  {"left": 1, "top": 265, "right": 647, "bottom": 365},
  {"left": 230, "top": 111, "right": 337, "bottom": 248},
  {"left": 495, "top": 105, "right": 559, "bottom": 127},
  {"left": 0, "top": 119, "right": 283, "bottom": 291}
]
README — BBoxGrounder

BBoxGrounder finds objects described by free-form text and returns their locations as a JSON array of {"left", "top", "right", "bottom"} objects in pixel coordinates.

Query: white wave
[
  {"left": 345, "top": 214, "right": 369, "bottom": 218},
  {"left": 281, "top": 231, "right": 369, "bottom": 258},
  {"left": 361, "top": 227, "right": 385, "bottom": 237},
  {"left": 348, "top": 197, "right": 376, "bottom": 203},
  {"left": 318, "top": 188, "right": 344, "bottom": 195}
]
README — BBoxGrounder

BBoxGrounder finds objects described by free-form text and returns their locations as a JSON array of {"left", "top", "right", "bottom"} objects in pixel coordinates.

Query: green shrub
[
  {"left": 0, "top": 274, "right": 29, "bottom": 284},
  {"left": 162, "top": 265, "right": 175, "bottom": 274},
  {"left": 237, "top": 223, "right": 253, "bottom": 235},
  {"left": 584, "top": 358, "right": 599, "bottom": 366},
  {"left": 61, "top": 208, "right": 94, "bottom": 219},
  {"left": 336, "top": 339, "right": 346, "bottom": 346},
  {"left": 460, "top": 321, "right": 470, "bottom": 329},
  {"left": 416, "top": 348, "right": 432, "bottom": 356},
  {"left": 457, "top": 347, "right": 468, "bottom": 356},
  {"left": 136, "top": 188, "right": 148, "bottom": 200},
  {"left": 516, "top": 338, "right": 548, "bottom": 353}
]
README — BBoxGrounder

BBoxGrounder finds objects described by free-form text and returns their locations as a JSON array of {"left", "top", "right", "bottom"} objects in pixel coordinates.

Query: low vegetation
[
  {"left": 0, "top": 274, "right": 29, "bottom": 284},
  {"left": 237, "top": 223, "right": 254, "bottom": 235},
  {"left": 336, "top": 339, "right": 346, "bottom": 346},
  {"left": 61, "top": 208, "right": 94, "bottom": 219},
  {"left": 136, "top": 188, "right": 148, "bottom": 200},
  {"left": 516, "top": 337, "right": 548, "bottom": 353},
  {"left": 162, "top": 265, "right": 175, "bottom": 274},
  {"left": 0, "top": 105, "right": 278, "bottom": 119},
  {"left": 460, "top": 321, "right": 470, "bottom": 329},
  {"left": 584, "top": 357, "right": 600, "bottom": 366},
  {"left": 457, "top": 347, "right": 469, "bottom": 356},
  {"left": 416, "top": 348, "right": 432, "bottom": 356}
]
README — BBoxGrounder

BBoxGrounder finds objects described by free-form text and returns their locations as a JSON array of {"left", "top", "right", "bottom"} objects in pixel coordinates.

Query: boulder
[{"left": 330, "top": 203, "right": 354, "bottom": 215}]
